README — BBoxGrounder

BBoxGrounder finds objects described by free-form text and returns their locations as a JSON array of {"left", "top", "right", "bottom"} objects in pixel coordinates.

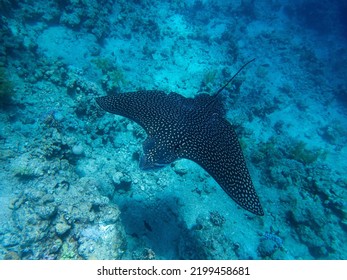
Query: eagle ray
[{"left": 96, "top": 59, "right": 264, "bottom": 216}]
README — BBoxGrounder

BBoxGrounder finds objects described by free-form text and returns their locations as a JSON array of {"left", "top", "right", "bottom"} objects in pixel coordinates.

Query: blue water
[{"left": 0, "top": 0, "right": 346, "bottom": 260}]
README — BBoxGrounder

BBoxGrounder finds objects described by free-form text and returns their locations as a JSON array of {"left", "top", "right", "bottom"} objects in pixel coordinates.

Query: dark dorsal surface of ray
[{"left": 95, "top": 60, "right": 264, "bottom": 216}]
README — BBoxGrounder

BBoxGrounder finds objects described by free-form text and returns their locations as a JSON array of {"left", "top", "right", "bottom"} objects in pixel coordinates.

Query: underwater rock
[
  {"left": 90, "top": 196, "right": 110, "bottom": 210},
  {"left": 2, "top": 233, "right": 20, "bottom": 248},
  {"left": 209, "top": 211, "right": 226, "bottom": 227},
  {"left": 3, "top": 251, "right": 21, "bottom": 260},
  {"left": 77, "top": 223, "right": 126, "bottom": 259},
  {"left": 179, "top": 213, "right": 237, "bottom": 259},
  {"left": 173, "top": 161, "right": 188, "bottom": 176},
  {"left": 59, "top": 241, "right": 79, "bottom": 260},
  {"left": 319, "top": 123, "right": 346, "bottom": 145},
  {"left": 178, "top": 228, "right": 208, "bottom": 260},
  {"left": 258, "top": 239, "right": 278, "bottom": 258},
  {"left": 269, "top": 166, "right": 291, "bottom": 189},
  {"left": 49, "top": 238, "right": 63, "bottom": 254},
  {"left": 11, "top": 154, "right": 45, "bottom": 179},
  {"left": 1, "top": 171, "right": 127, "bottom": 259},
  {"left": 36, "top": 205, "right": 57, "bottom": 220},
  {"left": 297, "top": 225, "right": 328, "bottom": 258},
  {"left": 132, "top": 248, "right": 156, "bottom": 260},
  {"left": 66, "top": 202, "right": 95, "bottom": 224},
  {"left": 287, "top": 204, "right": 331, "bottom": 259},
  {"left": 98, "top": 205, "right": 122, "bottom": 225},
  {"left": 111, "top": 171, "right": 132, "bottom": 193},
  {"left": 60, "top": 12, "right": 81, "bottom": 27},
  {"left": 55, "top": 217, "right": 71, "bottom": 236},
  {"left": 72, "top": 143, "right": 85, "bottom": 155},
  {"left": 269, "top": 159, "right": 306, "bottom": 189},
  {"left": 250, "top": 149, "right": 265, "bottom": 164},
  {"left": 257, "top": 231, "right": 284, "bottom": 259}
]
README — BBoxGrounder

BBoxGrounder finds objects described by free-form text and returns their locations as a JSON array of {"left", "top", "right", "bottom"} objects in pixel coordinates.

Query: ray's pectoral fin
[
  {"left": 179, "top": 118, "right": 264, "bottom": 216},
  {"left": 139, "top": 136, "right": 178, "bottom": 170}
]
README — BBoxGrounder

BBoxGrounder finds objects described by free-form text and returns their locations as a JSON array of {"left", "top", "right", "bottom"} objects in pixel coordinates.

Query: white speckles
[{"left": 96, "top": 90, "right": 263, "bottom": 216}]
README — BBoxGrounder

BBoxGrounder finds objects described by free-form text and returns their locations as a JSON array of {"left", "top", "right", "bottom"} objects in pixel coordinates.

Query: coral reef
[
  {"left": 289, "top": 141, "right": 322, "bottom": 165},
  {"left": 2, "top": 177, "right": 126, "bottom": 260},
  {"left": 0, "top": 0, "right": 346, "bottom": 261},
  {"left": 178, "top": 212, "right": 240, "bottom": 260},
  {"left": 92, "top": 57, "right": 127, "bottom": 93}
]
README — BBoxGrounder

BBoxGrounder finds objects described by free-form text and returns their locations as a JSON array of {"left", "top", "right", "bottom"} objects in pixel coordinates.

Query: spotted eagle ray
[{"left": 96, "top": 59, "right": 264, "bottom": 216}]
